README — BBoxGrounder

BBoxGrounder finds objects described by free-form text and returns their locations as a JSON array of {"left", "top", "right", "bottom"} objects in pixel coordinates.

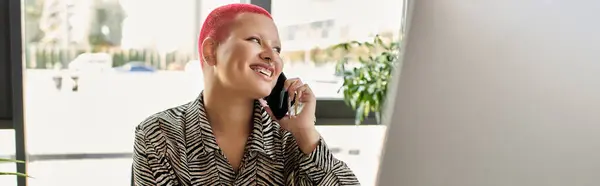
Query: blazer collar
[{"left": 184, "top": 91, "right": 279, "bottom": 159}]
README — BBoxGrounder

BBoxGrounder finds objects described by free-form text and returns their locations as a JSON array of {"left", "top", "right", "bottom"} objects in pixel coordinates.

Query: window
[
  {"left": 269, "top": 2, "right": 404, "bottom": 185},
  {"left": 19, "top": 0, "right": 240, "bottom": 186},
  {"left": 272, "top": 0, "right": 404, "bottom": 99},
  {"left": 16, "top": 0, "right": 405, "bottom": 185}
]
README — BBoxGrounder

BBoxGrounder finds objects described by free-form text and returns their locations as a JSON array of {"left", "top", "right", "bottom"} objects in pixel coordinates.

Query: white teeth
[{"left": 251, "top": 66, "right": 272, "bottom": 77}]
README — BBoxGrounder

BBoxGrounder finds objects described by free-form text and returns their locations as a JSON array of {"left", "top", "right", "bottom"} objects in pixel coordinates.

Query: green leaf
[
  {"left": 0, "top": 172, "right": 30, "bottom": 177},
  {"left": 335, "top": 35, "right": 401, "bottom": 125},
  {"left": 363, "top": 101, "right": 371, "bottom": 118},
  {"left": 355, "top": 103, "right": 365, "bottom": 125},
  {"left": 350, "top": 40, "right": 362, "bottom": 47},
  {"left": 0, "top": 159, "right": 31, "bottom": 177},
  {"left": 374, "top": 35, "right": 384, "bottom": 45},
  {"left": 0, "top": 158, "right": 25, "bottom": 164},
  {"left": 364, "top": 42, "right": 375, "bottom": 50}
]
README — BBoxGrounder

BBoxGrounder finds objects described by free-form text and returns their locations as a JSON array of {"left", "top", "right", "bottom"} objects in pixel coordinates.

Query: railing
[{"left": 24, "top": 45, "right": 194, "bottom": 70}]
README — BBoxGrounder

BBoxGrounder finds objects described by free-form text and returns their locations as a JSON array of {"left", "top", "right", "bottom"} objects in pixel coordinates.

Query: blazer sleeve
[
  {"left": 284, "top": 132, "right": 361, "bottom": 186},
  {"left": 132, "top": 126, "right": 157, "bottom": 186}
]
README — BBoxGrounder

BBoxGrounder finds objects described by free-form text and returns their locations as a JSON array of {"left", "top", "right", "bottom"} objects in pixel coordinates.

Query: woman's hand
[{"left": 261, "top": 78, "right": 321, "bottom": 154}]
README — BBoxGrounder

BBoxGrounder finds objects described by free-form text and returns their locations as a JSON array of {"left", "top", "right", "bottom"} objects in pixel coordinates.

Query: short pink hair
[{"left": 198, "top": 3, "right": 272, "bottom": 68}]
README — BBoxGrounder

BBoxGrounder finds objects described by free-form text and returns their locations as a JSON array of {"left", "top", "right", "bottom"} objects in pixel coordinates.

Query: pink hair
[{"left": 198, "top": 3, "right": 272, "bottom": 68}]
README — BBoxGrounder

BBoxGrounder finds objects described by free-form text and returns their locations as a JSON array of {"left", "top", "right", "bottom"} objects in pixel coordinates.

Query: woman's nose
[
  {"left": 259, "top": 49, "right": 276, "bottom": 62},
  {"left": 261, "top": 55, "right": 272, "bottom": 62}
]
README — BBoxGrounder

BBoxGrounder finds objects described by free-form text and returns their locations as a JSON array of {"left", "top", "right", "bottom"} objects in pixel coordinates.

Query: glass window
[
  {"left": 21, "top": 0, "right": 242, "bottom": 185},
  {"left": 272, "top": 0, "right": 404, "bottom": 99},
  {"left": 271, "top": 1, "right": 403, "bottom": 185},
  {"left": 19, "top": 0, "right": 404, "bottom": 185}
]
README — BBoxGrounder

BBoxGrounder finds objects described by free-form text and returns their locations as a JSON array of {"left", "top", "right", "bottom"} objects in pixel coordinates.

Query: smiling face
[{"left": 202, "top": 13, "right": 283, "bottom": 99}]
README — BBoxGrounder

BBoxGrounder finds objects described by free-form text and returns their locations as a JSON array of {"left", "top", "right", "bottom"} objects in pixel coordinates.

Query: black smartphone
[{"left": 265, "top": 73, "right": 295, "bottom": 120}]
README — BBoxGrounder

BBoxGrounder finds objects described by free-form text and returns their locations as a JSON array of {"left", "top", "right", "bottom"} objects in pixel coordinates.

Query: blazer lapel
[{"left": 185, "top": 92, "right": 221, "bottom": 185}]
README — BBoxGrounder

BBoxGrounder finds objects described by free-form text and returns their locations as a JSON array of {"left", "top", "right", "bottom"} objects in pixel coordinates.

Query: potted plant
[
  {"left": 0, "top": 158, "right": 28, "bottom": 177},
  {"left": 331, "top": 35, "right": 401, "bottom": 124}
]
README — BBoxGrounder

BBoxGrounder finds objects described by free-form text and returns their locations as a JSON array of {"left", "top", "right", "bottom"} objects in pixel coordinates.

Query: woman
[{"left": 132, "top": 3, "right": 359, "bottom": 186}]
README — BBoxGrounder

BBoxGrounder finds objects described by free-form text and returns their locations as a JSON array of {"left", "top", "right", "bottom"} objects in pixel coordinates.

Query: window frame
[{"left": 2, "top": 0, "right": 28, "bottom": 185}]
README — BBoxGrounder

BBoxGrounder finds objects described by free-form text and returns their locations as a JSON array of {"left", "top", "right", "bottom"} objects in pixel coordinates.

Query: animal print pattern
[{"left": 132, "top": 93, "right": 360, "bottom": 185}]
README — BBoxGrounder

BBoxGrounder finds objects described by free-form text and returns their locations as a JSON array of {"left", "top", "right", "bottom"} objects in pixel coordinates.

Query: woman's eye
[
  {"left": 248, "top": 37, "right": 280, "bottom": 53},
  {"left": 247, "top": 37, "right": 260, "bottom": 43}
]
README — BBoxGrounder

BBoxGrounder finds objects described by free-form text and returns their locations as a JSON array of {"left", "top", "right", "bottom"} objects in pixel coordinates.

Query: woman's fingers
[
  {"left": 284, "top": 78, "right": 302, "bottom": 115},
  {"left": 282, "top": 78, "right": 317, "bottom": 118},
  {"left": 285, "top": 78, "right": 304, "bottom": 97},
  {"left": 284, "top": 78, "right": 300, "bottom": 92},
  {"left": 296, "top": 84, "right": 316, "bottom": 102}
]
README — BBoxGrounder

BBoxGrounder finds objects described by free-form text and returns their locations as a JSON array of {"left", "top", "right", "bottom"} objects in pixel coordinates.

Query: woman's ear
[{"left": 201, "top": 37, "right": 217, "bottom": 66}]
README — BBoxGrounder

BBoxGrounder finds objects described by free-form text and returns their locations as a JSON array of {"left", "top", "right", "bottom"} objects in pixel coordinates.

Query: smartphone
[{"left": 265, "top": 73, "right": 295, "bottom": 120}]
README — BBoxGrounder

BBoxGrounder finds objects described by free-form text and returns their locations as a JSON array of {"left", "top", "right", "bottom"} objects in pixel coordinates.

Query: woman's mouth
[{"left": 250, "top": 65, "right": 273, "bottom": 77}]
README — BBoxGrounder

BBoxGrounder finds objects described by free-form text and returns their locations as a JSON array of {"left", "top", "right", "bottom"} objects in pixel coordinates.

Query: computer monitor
[{"left": 377, "top": 0, "right": 600, "bottom": 185}]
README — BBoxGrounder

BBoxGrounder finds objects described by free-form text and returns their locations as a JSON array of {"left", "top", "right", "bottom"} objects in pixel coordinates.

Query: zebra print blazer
[{"left": 132, "top": 93, "right": 360, "bottom": 186}]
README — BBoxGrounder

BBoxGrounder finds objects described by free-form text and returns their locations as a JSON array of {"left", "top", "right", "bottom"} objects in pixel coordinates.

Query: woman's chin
[
  {"left": 257, "top": 87, "right": 274, "bottom": 98},
  {"left": 244, "top": 84, "right": 274, "bottom": 99}
]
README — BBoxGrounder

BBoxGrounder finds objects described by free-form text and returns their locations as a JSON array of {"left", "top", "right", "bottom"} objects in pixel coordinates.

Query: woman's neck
[{"left": 203, "top": 85, "right": 255, "bottom": 135}]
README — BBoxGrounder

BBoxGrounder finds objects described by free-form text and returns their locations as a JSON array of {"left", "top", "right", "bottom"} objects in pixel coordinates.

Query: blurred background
[{"left": 0, "top": 0, "right": 405, "bottom": 185}]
